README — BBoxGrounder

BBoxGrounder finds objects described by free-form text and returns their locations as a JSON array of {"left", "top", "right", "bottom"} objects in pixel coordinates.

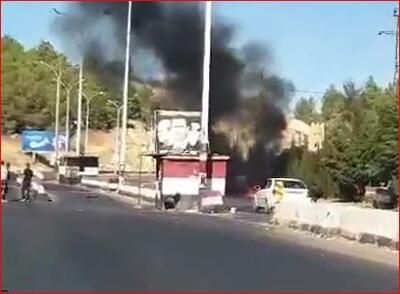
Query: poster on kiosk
[
  {"left": 154, "top": 110, "right": 202, "bottom": 155},
  {"left": 153, "top": 110, "right": 226, "bottom": 210}
]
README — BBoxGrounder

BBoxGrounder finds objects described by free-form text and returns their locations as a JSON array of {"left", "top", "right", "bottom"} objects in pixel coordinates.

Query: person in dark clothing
[
  {"left": 4, "top": 162, "right": 11, "bottom": 197},
  {"left": 1, "top": 161, "right": 7, "bottom": 203},
  {"left": 20, "top": 163, "right": 34, "bottom": 202}
]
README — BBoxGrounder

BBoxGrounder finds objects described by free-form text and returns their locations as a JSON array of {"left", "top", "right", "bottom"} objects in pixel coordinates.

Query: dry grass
[
  {"left": 85, "top": 122, "right": 155, "bottom": 172},
  {"left": 1, "top": 121, "right": 156, "bottom": 173},
  {"left": 1, "top": 135, "right": 51, "bottom": 172}
]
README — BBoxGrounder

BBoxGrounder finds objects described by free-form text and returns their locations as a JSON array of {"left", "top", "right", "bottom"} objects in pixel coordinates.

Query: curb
[
  {"left": 80, "top": 181, "right": 154, "bottom": 207},
  {"left": 276, "top": 219, "right": 399, "bottom": 251},
  {"left": 118, "top": 189, "right": 156, "bottom": 204}
]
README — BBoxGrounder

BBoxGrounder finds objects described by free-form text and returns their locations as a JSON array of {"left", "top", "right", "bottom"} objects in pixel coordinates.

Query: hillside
[
  {"left": 1, "top": 135, "right": 51, "bottom": 172},
  {"left": 1, "top": 123, "right": 155, "bottom": 173},
  {"left": 85, "top": 122, "right": 155, "bottom": 172}
]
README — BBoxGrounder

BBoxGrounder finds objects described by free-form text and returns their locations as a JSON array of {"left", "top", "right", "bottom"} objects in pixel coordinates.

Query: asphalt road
[{"left": 2, "top": 184, "right": 398, "bottom": 292}]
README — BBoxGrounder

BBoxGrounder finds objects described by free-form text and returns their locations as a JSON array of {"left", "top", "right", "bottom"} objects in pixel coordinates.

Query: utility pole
[
  {"left": 378, "top": 8, "right": 399, "bottom": 86},
  {"left": 120, "top": 1, "right": 133, "bottom": 182}
]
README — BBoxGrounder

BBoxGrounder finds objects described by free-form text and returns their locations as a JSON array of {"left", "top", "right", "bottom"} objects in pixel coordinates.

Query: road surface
[{"left": 2, "top": 183, "right": 398, "bottom": 291}]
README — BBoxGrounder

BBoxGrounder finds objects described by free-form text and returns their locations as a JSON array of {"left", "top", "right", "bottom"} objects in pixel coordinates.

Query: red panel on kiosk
[
  {"left": 160, "top": 157, "right": 228, "bottom": 179},
  {"left": 206, "top": 160, "right": 227, "bottom": 179},
  {"left": 162, "top": 159, "right": 200, "bottom": 178}
]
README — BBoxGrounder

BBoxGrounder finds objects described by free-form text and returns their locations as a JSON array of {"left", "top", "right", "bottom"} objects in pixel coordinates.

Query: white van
[{"left": 253, "top": 178, "right": 309, "bottom": 212}]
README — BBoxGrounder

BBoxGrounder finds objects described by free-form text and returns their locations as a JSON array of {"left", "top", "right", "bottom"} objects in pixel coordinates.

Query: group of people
[{"left": 1, "top": 161, "right": 34, "bottom": 203}]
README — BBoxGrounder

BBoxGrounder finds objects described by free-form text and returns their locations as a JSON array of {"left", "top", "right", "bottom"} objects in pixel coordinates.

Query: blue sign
[{"left": 21, "top": 131, "right": 66, "bottom": 153}]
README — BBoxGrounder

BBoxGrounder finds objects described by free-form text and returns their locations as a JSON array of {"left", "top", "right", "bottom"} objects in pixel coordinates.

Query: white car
[{"left": 253, "top": 178, "right": 309, "bottom": 213}]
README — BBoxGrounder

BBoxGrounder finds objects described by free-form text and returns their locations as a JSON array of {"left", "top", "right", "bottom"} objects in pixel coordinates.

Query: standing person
[
  {"left": 4, "top": 163, "right": 11, "bottom": 199},
  {"left": 20, "top": 163, "right": 34, "bottom": 202},
  {"left": 1, "top": 161, "right": 7, "bottom": 203}
]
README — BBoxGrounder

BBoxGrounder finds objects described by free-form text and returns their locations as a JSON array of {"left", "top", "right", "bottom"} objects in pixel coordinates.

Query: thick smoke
[{"left": 53, "top": 2, "right": 295, "bottom": 189}]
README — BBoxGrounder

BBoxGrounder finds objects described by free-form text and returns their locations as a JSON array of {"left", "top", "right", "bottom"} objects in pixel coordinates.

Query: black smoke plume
[{"left": 53, "top": 2, "right": 295, "bottom": 190}]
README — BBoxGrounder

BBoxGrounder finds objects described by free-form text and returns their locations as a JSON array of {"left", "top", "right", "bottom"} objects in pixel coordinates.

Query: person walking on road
[
  {"left": 20, "top": 163, "right": 34, "bottom": 202},
  {"left": 1, "top": 161, "right": 8, "bottom": 203}
]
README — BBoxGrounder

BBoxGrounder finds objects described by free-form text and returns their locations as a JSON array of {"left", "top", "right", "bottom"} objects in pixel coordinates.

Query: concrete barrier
[
  {"left": 340, "top": 207, "right": 398, "bottom": 241},
  {"left": 274, "top": 201, "right": 398, "bottom": 248}
]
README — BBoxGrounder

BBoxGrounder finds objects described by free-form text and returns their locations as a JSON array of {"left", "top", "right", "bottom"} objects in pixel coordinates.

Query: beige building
[{"left": 281, "top": 118, "right": 325, "bottom": 152}]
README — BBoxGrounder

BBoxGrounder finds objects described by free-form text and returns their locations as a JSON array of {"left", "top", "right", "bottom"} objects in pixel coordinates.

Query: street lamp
[
  {"left": 82, "top": 91, "right": 104, "bottom": 154},
  {"left": 108, "top": 100, "right": 123, "bottom": 175},
  {"left": 52, "top": 8, "right": 85, "bottom": 156},
  {"left": 201, "top": 1, "right": 212, "bottom": 148},
  {"left": 36, "top": 60, "right": 61, "bottom": 163},
  {"left": 199, "top": 1, "right": 213, "bottom": 193},
  {"left": 120, "top": 1, "right": 133, "bottom": 181},
  {"left": 378, "top": 30, "right": 395, "bottom": 35},
  {"left": 60, "top": 79, "right": 80, "bottom": 154},
  {"left": 76, "top": 59, "right": 84, "bottom": 155},
  {"left": 35, "top": 59, "right": 75, "bottom": 163}
]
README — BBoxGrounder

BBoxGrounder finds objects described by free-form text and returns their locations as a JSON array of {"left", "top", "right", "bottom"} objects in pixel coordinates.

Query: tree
[
  {"left": 288, "top": 78, "right": 397, "bottom": 201},
  {"left": 369, "top": 85, "right": 398, "bottom": 182},
  {"left": 321, "top": 85, "right": 346, "bottom": 121},
  {"left": 293, "top": 97, "right": 320, "bottom": 124},
  {"left": 1, "top": 36, "right": 150, "bottom": 134},
  {"left": 285, "top": 146, "right": 337, "bottom": 200}
]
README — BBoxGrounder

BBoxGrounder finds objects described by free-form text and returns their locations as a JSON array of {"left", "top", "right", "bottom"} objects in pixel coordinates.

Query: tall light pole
[
  {"left": 82, "top": 91, "right": 104, "bottom": 154},
  {"left": 120, "top": 1, "right": 133, "bottom": 180},
  {"left": 36, "top": 59, "right": 62, "bottom": 163},
  {"left": 378, "top": 8, "right": 399, "bottom": 85},
  {"left": 108, "top": 100, "right": 123, "bottom": 175},
  {"left": 199, "top": 1, "right": 213, "bottom": 195},
  {"left": 60, "top": 79, "right": 80, "bottom": 154},
  {"left": 201, "top": 1, "right": 212, "bottom": 148},
  {"left": 76, "top": 61, "right": 84, "bottom": 155},
  {"left": 394, "top": 8, "right": 399, "bottom": 86},
  {"left": 52, "top": 8, "right": 85, "bottom": 156}
]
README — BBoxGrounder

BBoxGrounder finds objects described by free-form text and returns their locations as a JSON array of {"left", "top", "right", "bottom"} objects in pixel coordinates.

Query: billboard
[
  {"left": 154, "top": 110, "right": 202, "bottom": 155},
  {"left": 21, "top": 131, "right": 66, "bottom": 153}
]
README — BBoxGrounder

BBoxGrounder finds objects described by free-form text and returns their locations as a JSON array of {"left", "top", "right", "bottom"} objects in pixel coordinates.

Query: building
[
  {"left": 308, "top": 122, "right": 325, "bottom": 152},
  {"left": 281, "top": 118, "right": 325, "bottom": 152}
]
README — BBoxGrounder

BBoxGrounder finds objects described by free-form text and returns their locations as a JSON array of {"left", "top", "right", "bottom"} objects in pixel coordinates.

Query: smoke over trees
[{"left": 53, "top": 2, "right": 295, "bottom": 188}]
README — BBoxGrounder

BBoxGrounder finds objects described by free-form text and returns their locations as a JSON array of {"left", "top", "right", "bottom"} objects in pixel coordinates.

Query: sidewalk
[
  {"left": 80, "top": 178, "right": 156, "bottom": 207},
  {"left": 80, "top": 178, "right": 240, "bottom": 212}
]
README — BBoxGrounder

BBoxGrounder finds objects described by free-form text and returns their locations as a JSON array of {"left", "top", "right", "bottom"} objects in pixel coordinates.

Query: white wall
[{"left": 274, "top": 201, "right": 399, "bottom": 241}]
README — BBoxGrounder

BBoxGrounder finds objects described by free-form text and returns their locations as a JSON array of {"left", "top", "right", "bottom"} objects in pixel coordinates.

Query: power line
[{"left": 295, "top": 90, "right": 325, "bottom": 96}]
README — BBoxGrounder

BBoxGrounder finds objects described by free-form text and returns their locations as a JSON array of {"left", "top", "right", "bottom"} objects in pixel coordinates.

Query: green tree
[
  {"left": 369, "top": 85, "right": 398, "bottom": 182},
  {"left": 1, "top": 36, "right": 150, "bottom": 134},
  {"left": 288, "top": 78, "right": 396, "bottom": 201},
  {"left": 293, "top": 97, "right": 319, "bottom": 124}
]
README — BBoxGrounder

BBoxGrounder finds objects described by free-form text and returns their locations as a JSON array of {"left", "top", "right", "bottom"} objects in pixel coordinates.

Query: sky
[{"left": 2, "top": 1, "right": 398, "bottom": 109}]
